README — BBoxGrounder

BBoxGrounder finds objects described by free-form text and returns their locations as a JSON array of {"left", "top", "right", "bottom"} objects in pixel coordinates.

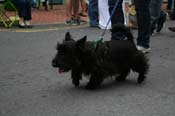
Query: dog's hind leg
[
  {"left": 132, "top": 65, "right": 148, "bottom": 84},
  {"left": 131, "top": 52, "right": 149, "bottom": 84},
  {"left": 71, "top": 70, "right": 82, "bottom": 87},
  {"left": 137, "top": 73, "right": 146, "bottom": 84},
  {"left": 116, "top": 68, "right": 130, "bottom": 82}
]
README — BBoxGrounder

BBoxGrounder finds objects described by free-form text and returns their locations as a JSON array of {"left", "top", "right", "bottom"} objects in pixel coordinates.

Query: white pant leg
[{"left": 98, "top": 0, "right": 111, "bottom": 29}]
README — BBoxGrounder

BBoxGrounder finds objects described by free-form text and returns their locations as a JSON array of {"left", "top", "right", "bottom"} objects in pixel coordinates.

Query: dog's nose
[
  {"left": 52, "top": 62, "right": 56, "bottom": 67},
  {"left": 52, "top": 60, "right": 57, "bottom": 67}
]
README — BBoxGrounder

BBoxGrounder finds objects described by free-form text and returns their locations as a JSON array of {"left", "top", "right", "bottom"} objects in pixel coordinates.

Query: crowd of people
[
  {"left": 9, "top": 0, "right": 175, "bottom": 53},
  {"left": 87, "top": 0, "right": 175, "bottom": 53}
]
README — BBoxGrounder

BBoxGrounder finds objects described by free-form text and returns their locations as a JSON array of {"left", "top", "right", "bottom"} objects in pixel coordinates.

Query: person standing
[
  {"left": 12, "top": 0, "right": 32, "bottom": 28},
  {"left": 134, "top": 0, "right": 151, "bottom": 53},
  {"left": 88, "top": 0, "right": 99, "bottom": 27}
]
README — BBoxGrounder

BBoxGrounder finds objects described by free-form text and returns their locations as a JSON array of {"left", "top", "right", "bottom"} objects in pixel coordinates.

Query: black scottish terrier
[{"left": 52, "top": 24, "right": 149, "bottom": 89}]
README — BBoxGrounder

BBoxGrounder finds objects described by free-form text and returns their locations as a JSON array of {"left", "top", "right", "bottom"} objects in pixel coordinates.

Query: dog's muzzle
[{"left": 52, "top": 59, "right": 58, "bottom": 67}]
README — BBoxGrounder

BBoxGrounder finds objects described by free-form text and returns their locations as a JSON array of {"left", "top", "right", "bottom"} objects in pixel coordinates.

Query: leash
[
  {"left": 100, "top": 0, "right": 119, "bottom": 40},
  {"left": 93, "top": 0, "right": 119, "bottom": 51}
]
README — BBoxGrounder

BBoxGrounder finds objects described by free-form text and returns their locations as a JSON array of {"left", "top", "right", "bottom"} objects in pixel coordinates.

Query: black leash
[{"left": 93, "top": 0, "right": 119, "bottom": 52}]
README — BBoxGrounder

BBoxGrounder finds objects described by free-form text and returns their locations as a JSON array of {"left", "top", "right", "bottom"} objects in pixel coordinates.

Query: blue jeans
[
  {"left": 12, "top": 0, "right": 32, "bottom": 21},
  {"left": 88, "top": 0, "right": 98, "bottom": 26},
  {"left": 135, "top": 0, "right": 151, "bottom": 48}
]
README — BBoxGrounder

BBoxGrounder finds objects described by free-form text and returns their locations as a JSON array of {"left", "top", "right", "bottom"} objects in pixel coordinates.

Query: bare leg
[
  {"left": 66, "top": 0, "right": 73, "bottom": 20},
  {"left": 73, "top": 0, "right": 79, "bottom": 19},
  {"left": 80, "top": 0, "right": 87, "bottom": 16}
]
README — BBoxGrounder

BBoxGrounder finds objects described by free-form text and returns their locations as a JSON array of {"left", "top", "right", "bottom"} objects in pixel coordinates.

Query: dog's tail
[{"left": 111, "top": 23, "right": 134, "bottom": 41}]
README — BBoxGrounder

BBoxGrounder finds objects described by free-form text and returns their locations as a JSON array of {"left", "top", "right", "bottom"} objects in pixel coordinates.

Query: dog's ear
[
  {"left": 65, "top": 32, "right": 73, "bottom": 41},
  {"left": 76, "top": 36, "right": 87, "bottom": 49},
  {"left": 56, "top": 42, "right": 61, "bottom": 50}
]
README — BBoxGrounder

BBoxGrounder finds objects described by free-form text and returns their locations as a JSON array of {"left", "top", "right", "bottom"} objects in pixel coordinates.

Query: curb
[{"left": 0, "top": 22, "right": 89, "bottom": 33}]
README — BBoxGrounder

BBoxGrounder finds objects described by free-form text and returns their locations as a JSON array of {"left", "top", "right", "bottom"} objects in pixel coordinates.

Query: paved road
[{"left": 0, "top": 20, "right": 175, "bottom": 116}]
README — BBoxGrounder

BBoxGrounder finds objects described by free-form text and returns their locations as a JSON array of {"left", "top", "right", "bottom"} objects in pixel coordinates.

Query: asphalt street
[{"left": 0, "top": 19, "right": 175, "bottom": 116}]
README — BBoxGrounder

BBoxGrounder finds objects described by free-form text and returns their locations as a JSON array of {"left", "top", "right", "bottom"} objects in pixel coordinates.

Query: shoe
[
  {"left": 90, "top": 22, "right": 99, "bottom": 27},
  {"left": 78, "top": 13, "right": 87, "bottom": 17},
  {"left": 137, "top": 45, "right": 151, "bottom": 53},
  {"left": 168, "top": 11, "right": 175, "bottom": 20},
  {"left": 65, "top": 19, "right": 72, "bottom": 25},
  {"left": 150, "top": 27, "right": 156, "bottom": 36},
  {"left": 26, "top": 25, "right": 33, "bottom": 28},
  {"left": 24, "top": 21, "right": 32, "bottom": 28},
  {"left": 156, "top": 12, "right": 167, "bottom": 32},
  {"left": 18, "top": 24, "right": 25, "bottom": 28},
  {"left": 90, "top": 23, "right": 99, "bottom": 28},
  {"left": 71, "top": 18, "right": 80, "bottom": 25},
  {"left": 169, "top": 27, "right": 175, "bottom": 32},
  {"left": 79, "top": 19, "right": 87, "bottom": 23},
  {"left": 18, "top": 20, "right": 25, "bottom": 28}
]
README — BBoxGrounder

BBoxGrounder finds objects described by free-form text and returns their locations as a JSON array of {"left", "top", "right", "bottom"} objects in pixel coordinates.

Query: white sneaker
[{"left": 137, "top": 45, "right": 151, "bottom": 53}]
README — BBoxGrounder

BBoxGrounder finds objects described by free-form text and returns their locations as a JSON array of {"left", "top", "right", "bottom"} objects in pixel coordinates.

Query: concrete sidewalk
[
  {"left": 0, "top": 4, "right": 88, "bottom": 29},
  {"left": 31, "top": 5, "right": 68, "bottom": 25},
  {"left": 0, "top": 3, "right": 168, "bottom": 29}
]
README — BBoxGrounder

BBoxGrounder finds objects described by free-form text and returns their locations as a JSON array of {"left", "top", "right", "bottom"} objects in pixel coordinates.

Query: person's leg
[
  {"left": 135, "top": 0, "right": 151, "bottom": 50},
  {"left": 72, "top": 0, "right": 79, "bottom": 19},
  {"left": 123, "top": 1, "right": 130, "bottom": 26},
  {"left": 72, "top": 0, "right": 80, "bottom": 25},
  {"left": 149, "top": 0, "right": 162, "bottom": 34},
  {"left": 98, "top": 0, "right": 111, "bottom": 29},
  {"left": 173, "top": 0, "right": 175, "bottom": 11},
  {"left": 12, "top": 0, "right": 26, "bottom": 27},
  {"left": 109, "top": 0, "right": 125, "bottom": 40},
  {"left": 66, "top": 0, "right": 73, "bottom": 24},
  {"left": 156, "top": 10, "right": 167, "bottom": 32},
  {"left": 24, "top": 0, "right": 32, "bottom": 27},
  {"left": 167, "top": 0, "right": 172, "bottom": 11},
  {"left": 108, "top": 0, "right": 124, "bottom": 27},
  {"left": 80, "top": 0, "right": 87, "bottom": 16},
  {"left": 167, "top": 0, "right": 175, "bottom": 20},
  {"left": 173, "top": 0, "right": 175, "bottom": 17},
  {"left": 88, "top": 0, "right": 98, "bottom": 27},
  {"left": 168, "top": 0, "right": 175, "bottom": 31},
  {"left": 24, "top": 0, "right": 32, "bottom": 21}
]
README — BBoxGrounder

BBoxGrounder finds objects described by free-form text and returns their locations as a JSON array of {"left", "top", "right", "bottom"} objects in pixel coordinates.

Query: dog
[{"left": 52, "top": 24, "right": 149, "bottom": 89}]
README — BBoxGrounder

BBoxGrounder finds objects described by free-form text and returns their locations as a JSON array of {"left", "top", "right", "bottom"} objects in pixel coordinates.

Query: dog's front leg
[
  {"left": 85, "top": 74, "right": 104, "bottom": 90},
  {"left": 71, "top": 69, "right": 82, "bottom": 87}
]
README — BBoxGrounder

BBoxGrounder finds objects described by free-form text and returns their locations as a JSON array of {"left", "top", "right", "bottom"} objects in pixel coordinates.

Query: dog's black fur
[{"left": 52, "top": 24, "right": 149, "bottom": 89}]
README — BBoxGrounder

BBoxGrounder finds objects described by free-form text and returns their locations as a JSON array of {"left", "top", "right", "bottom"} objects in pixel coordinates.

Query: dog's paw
[
  {"left": 115, "top": 76, "right": 126, "bottom": 82},
  {"left": 72, "top": 79, "right": 80, "bottom": 87},
  {"left": 137, "top": 76, "right": 146, "bottom": 84},
  {"left": 85, "top": 83, "right": 97, "bottom": 90}
]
